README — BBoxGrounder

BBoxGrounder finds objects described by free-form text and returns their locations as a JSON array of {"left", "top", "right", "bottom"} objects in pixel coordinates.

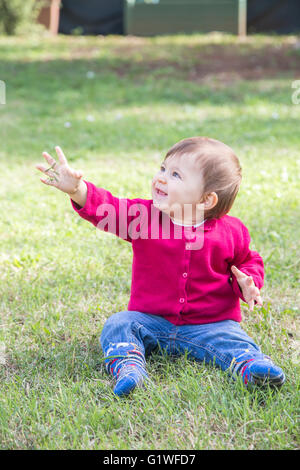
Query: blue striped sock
[
  {"left": 113, "top": 364, "right": 148, "bottom": 397},
  {"left": 104, "top": 343, "right": 148, "bottom": 397},
  {"left": 230, "top": 352, "right": 285, "bottom": 387}
]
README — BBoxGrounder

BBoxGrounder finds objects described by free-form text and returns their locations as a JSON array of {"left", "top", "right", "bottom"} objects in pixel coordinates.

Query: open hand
[
  {"left": 231, "top": 265, "right": 263, "bottom": 311},
  {"left": 35, "top": 146, "right": 83, "bottom": 195}
]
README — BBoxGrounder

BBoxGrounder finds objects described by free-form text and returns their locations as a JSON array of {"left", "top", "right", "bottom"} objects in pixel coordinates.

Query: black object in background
[
  {"left": 58, "top": 0, "right": 300, "bottom": 36},
  {"left": 59, "top": 0, "right": 124, "bottom": 35},
  {"left": 247, "top": 0, "right": 300, "bottom": 34}
]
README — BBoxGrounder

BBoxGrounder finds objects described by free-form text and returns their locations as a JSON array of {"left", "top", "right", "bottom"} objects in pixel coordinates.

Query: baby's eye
[
  {"left": 172, "top": 171, "right": 181, "bottom": 179},
  {"left": 160, "top": 166, "right": 165, "bottom": 172}
]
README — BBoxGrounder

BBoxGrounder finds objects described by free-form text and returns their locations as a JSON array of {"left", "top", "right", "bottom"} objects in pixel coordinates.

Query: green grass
[{"left": 0, "top": 33, "right": 299, "bottom": 450}]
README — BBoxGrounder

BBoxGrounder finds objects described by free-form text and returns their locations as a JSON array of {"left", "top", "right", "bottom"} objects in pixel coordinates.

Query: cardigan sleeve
[
  {"left": 229, "top": 223, "right": 264, "bottom": 302},
  {"left": 70, "top": 180, "right": 149, "bottom": 243}
]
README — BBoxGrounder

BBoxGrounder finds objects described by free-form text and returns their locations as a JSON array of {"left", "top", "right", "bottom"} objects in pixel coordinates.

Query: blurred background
[{"left": 0, "top": 0, "right": 300, "bottom": 37}]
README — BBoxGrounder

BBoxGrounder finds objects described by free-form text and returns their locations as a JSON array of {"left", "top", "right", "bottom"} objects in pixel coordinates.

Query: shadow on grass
[{"left": 0, "top": 36, "right": 299, "bottom": 161}]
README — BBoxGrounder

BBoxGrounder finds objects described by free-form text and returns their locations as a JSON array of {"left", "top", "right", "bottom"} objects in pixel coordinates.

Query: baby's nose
[{"left": 157, "top": 174, "right": 167, "bottom": 184}]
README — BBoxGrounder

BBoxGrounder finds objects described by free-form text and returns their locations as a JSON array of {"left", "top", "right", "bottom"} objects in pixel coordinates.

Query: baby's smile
[{"left": 154, "top": 186, "right": 168, "bottom": 197}]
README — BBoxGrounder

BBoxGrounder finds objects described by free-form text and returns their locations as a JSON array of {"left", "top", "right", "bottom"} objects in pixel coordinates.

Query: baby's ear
[{"left": 203, "top": 192, "right": 218, "bottom": 210}]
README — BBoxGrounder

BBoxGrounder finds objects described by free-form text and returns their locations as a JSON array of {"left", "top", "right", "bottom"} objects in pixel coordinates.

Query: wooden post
[
  {"left": 50, "top": 0, "right": 61, "bottom": 34},
  {"left": 37, "top": 0, "right": 61, "bottom": 34},
  {"left": 238, "top": 0, "right": 247, "bottom": 37}
]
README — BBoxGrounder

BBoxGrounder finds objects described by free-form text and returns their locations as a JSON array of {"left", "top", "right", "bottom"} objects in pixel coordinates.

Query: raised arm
[
  {"left": 36, "top": 146, "right": 152, "bottom": 243},
  {"left": 69, "top": 180, "right": 151, "bottom": 243}
]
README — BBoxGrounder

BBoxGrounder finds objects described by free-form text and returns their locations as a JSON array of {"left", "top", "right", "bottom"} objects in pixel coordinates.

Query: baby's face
[{"left": 151, "top": 153, "right": 204, "bottom": 222}]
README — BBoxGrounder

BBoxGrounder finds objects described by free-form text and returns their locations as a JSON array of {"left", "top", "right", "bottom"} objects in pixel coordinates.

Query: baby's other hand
[
  {"left": 231, "top": 265, "right": 263, "bottom": 311},
  {"left": 35, "top": 146, "right": 83, "bottom": 195}
]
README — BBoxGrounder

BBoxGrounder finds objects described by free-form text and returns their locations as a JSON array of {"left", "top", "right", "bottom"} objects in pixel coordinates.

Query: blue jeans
[{"left": 100, "top": 311, "right": 264, "bottom": 376}]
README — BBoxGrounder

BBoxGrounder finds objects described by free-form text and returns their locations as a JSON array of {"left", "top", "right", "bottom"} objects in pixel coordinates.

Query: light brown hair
[{"left": 164, "top": 136, "right": 242, "bottom": 219}]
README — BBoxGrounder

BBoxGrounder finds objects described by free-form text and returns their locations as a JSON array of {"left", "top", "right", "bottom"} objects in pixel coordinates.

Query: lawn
[{"left": 0, "top": 32, "right": 299, "bottom": 450}]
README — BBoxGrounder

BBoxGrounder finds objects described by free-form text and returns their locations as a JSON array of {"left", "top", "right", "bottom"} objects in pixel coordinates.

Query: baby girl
[{"left": 36, "top": 136, "right": 285, "bottom": 396}]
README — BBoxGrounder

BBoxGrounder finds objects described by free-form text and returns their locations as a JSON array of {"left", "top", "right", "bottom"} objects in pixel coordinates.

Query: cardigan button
[
  {"left": 179, "top": 298, "right": 185, "bottom": 303},
  {"left": 182, "top": 272, "right": 187, "bottom": 278}
]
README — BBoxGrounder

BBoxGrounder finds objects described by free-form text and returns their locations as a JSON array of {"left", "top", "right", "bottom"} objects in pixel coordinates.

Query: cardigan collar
[
  {"left": 170, "top": 216, "right": 217, "bottom": 232},
  {"left": 151, "top": 202, "right": 217, "bottom": 232}
]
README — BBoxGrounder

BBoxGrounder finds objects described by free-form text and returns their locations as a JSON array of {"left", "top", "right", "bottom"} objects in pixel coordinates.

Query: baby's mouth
[{"left": 155, "top": 187, "right": 168, "bottom": 197}]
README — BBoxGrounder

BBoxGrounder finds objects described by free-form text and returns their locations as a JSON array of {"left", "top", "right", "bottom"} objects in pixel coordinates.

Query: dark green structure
[{"left": 124, "top": 0, "right": 247, "bottom": 36}]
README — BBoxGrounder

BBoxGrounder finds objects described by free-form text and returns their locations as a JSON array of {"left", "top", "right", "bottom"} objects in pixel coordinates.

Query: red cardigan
[{"left": 71, "top": 181, "right": 264, "bottom": 326}]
